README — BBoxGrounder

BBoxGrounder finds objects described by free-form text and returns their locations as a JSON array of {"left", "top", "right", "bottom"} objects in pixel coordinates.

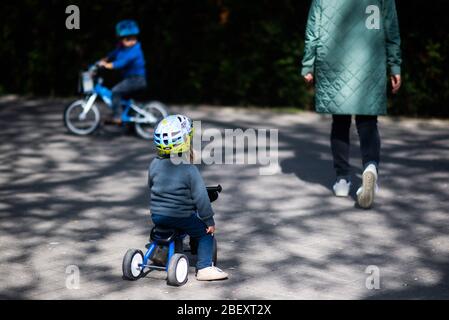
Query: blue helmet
[{"left": 116, "top": 20, "right": 140, "bottom": 37}]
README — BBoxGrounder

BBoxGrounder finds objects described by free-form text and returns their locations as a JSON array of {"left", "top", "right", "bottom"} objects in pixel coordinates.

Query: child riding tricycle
[
  {"left": 122, "top": 185, "right": 223, "bottom": 286},
  {"left": 122, "top": 115, "right": 228, "bottom": 286}
]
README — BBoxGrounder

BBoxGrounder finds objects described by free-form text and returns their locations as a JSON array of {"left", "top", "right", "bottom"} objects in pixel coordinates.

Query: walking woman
[{"left": 301, "top": 0, "right": 402, "bottom": 208}]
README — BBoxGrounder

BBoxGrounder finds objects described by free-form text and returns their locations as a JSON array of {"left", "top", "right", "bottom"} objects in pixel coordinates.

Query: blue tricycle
[
  {"left": 122, "top": 185, "right": 222, "bottom": 286},
  {"left": 64, "top": 63, "right": 168, "bottom": 140}
]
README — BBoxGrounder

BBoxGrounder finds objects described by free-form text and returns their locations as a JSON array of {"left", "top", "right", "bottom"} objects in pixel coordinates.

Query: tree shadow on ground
[
  {"left": 1, "top": 97, "right": 449, "bottom": 299},
  {"left": 202, "top": 108, "right": 449, "bottom": 299}
]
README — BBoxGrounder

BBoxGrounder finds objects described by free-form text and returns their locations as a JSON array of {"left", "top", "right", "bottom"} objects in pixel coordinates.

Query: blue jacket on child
[
  {"left": 108, "top": 42, "right": 146, "bottom": 78},
  {"left": 148, "top": 157, "right": 215, "bottom": 227}
]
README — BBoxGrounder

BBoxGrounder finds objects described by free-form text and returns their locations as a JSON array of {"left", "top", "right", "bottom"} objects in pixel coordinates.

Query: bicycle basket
[{"left": 79, "top": 71, "right": 94, "bottom": 94}]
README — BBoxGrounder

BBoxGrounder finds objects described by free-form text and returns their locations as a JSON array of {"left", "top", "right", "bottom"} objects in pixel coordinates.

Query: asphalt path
[{"left": 1, "top": 96, "right": 448, "bottom": 299}]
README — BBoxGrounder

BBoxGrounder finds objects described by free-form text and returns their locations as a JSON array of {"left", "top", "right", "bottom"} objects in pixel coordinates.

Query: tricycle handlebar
[
  {"left": 206, "top": 185, "right": 222, "bottom": 203},
  {"left": 206, "top": 185, "right": 222, "bottom": 193}
]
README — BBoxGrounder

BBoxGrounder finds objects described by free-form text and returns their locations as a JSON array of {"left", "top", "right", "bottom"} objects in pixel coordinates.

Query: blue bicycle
[{"left": 64, "top": 63, "right": 168, "bottom": 139}]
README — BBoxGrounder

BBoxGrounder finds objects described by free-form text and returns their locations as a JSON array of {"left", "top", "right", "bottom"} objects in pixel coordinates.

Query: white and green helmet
[{"left": 154, "top": 115, "right": 193, "bottom": 156}]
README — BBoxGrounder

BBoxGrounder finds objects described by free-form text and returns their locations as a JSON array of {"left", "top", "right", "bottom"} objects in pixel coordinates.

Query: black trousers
[{"left": 331, "top": 115, "right": 380, "bottom": 179}]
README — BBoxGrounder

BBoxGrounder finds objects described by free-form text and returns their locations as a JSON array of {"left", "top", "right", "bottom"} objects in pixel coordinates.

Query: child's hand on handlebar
[{"left": 206, "top": 226, "right": 215, "bottom": 234}]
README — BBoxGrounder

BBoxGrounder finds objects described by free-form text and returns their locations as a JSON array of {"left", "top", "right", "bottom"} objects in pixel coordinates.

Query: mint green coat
[{"left": 301, "top": 0, "right": 402, "bottom": 115}]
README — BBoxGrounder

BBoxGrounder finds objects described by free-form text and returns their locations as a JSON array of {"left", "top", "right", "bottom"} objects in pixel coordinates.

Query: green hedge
[{"left": 0, "top": 0, "right": 448, "bottom": 117}]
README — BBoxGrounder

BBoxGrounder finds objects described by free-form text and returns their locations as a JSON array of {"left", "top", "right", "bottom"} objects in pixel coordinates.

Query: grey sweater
[{"left": 148, "top": 157, "right": 215, "bottom": 227}]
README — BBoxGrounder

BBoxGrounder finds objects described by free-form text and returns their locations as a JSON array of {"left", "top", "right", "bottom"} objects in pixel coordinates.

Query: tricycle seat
[{"left": 150, "top": 226, "right": 180, "bottom": 245}]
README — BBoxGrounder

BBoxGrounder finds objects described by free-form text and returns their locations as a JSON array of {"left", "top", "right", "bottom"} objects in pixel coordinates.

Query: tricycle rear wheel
[
  {"left": 212, "top": 237, "right": 218, "bottom": 266},
  {"left": 122, "top": 249, "right": 144, "bottom": 281}
]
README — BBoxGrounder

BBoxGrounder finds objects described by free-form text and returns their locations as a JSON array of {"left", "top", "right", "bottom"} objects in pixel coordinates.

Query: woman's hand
[
  {"left": 391, "top": 74, "right": 402, "bottom": 94},
  {"left": 304, "top": 73, "right": 314, "bottom": 84},
  {"left": 206, "top": 226, "right": 215, "bottom": 234}
]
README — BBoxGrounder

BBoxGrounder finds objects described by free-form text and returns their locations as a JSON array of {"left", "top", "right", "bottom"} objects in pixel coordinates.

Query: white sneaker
[
  {"left": 333, "top": 179, "right": 351, "bottom": 197},
  {"left": 356, "top": 164, "right": 379, "bottom": 209},
  {"left": 196, "top": 266, "right": 229, "bottom": 281}
]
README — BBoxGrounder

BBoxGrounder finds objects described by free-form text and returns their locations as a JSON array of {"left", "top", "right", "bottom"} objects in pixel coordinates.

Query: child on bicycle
[
  {"left": 98, "top": 20, "right": 147, "bottom": 124},
  {"left": 148, "top": 115, "right": 229, "bottom": 281}
]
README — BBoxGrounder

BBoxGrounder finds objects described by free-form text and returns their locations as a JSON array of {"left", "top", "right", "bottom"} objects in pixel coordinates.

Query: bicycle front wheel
[
  {"left": 64, "top": 99, "right": 100, "bottom": 136},
  {"left": 134, "top": 101, "right": 168, "bottom": 140}
]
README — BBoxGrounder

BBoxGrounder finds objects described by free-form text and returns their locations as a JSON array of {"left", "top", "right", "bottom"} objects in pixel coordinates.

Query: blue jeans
[
  {"left": 111, "top": 76, "right": 147, "bottom": 117},
  {"left": 151, "top": 214, "right": 214, "bottom": 270}
]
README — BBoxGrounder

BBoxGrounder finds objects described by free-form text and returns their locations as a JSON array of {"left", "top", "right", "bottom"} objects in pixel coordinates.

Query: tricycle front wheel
[
  {"left": 167, "top": 254, "right": 189, "bottom": 286},
  {"left": 122, "top": 249, "right": 144, "bottom": 281}
]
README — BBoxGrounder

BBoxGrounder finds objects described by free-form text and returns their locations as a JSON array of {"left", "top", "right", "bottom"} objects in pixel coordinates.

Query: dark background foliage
[{"left": 0, "top": 0, "right": 448, "bottom": 117}]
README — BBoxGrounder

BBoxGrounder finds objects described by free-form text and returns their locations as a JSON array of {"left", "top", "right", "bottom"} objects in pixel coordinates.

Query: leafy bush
[{"left": 0, "top": 0, "right": 447, "bottom": 117}]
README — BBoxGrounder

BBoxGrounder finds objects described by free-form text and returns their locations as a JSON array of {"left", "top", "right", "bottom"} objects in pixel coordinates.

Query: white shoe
[
  {"left": 196, "top": 266, "right": 229, "bottom": 281},
  {"left": 357, "top": 164, "right": 379, "bottom": 209},
  {"left": 333, "top": 179, "right": 351, "bottom": 197}
]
